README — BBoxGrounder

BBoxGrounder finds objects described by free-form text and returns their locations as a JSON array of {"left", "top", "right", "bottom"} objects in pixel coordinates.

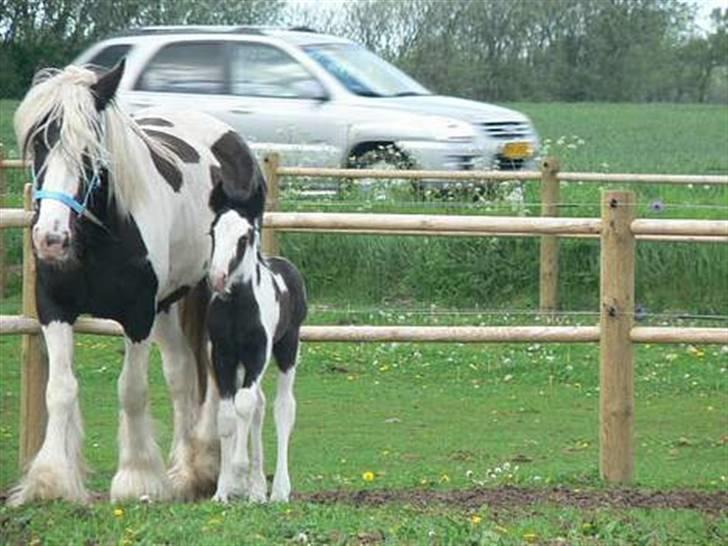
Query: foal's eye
[{"left": 236, "top": 236, "right": 248, "bottom": 257}]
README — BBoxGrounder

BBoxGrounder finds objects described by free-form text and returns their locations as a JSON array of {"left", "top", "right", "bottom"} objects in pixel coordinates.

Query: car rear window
[
  {"left": 136, "top": 42, "right": 225, "bottom": 94},
  {"left": 87, "top": 44, "right": 131, "bottom": 70}
]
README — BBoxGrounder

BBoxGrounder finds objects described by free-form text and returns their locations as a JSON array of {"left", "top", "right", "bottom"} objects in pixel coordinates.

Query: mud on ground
[{"left": 298, "top": 486, "right": 728, "bottom": 515}]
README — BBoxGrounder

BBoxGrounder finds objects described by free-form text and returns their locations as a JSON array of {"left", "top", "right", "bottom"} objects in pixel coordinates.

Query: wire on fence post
[
  {"left": 539, "top": 157, "right": 560, "bottom": 314},
  {"left": 600, "top": 189, "right": 636, "bottom": 483},
  {"left": 19, "top": 184, "right": 48, "bottom": 469},
  {"left": 262, "top": 152, "right": 281, "bottom": 256}
]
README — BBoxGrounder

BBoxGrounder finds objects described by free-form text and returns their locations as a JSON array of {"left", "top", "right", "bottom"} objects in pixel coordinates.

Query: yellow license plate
[{"left": 502, "top": 142, "right": 533, "bottom": 160}]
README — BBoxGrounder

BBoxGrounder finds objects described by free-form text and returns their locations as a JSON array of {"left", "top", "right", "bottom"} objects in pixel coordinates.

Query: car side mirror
[{"left": 296, "top": 79, "right": 329, "bottom": 102}]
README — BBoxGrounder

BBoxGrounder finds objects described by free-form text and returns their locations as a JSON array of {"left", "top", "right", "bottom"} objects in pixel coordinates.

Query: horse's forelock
[{"left": 16, "top": 66, "right": 103, "bottom": 168}]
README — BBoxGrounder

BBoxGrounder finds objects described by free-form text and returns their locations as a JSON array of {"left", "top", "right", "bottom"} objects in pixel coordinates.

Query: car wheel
[{"left": 345, "top": 144, "right": 417, "bottom": 200}]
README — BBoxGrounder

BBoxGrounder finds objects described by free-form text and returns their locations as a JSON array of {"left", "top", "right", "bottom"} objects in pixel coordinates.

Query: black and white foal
[{"left": 207, "top": 193, "right": 307, "bottom": 503}]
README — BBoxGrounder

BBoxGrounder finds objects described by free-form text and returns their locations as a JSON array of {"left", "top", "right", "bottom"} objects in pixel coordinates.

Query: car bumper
[{"left": 396, "top": 138, "right": 539, "bottom": 185}]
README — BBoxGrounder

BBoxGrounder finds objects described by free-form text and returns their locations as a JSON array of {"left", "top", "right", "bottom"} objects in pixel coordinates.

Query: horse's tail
[
  {"left": 179, "top": 279, "right": 211, "bottom": 402},
  {"left": 176, "top": 279, "right": 219, "bottom": 498}
]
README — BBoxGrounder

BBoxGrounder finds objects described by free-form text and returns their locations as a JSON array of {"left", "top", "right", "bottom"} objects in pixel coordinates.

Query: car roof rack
[{"left": 114, "top": 25, "right": 277, "bottom": 37}]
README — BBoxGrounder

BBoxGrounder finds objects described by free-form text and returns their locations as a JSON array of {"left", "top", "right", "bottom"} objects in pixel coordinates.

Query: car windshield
[{"left": 304, "top": 43, "right": 430, "bottom": 98}]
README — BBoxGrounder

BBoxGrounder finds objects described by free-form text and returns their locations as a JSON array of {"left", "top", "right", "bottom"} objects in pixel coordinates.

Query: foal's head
[
  {"left": 15, "top": 61, "right": 125, "bottom": 262},
  {"left": 209, "top": 208, "right": 258, "bottom": 294}
]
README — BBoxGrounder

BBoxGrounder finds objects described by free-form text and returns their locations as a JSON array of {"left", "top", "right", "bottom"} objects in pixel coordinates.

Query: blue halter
[{"left": 32, "top": 165, "right": 107, "bottom": 229}]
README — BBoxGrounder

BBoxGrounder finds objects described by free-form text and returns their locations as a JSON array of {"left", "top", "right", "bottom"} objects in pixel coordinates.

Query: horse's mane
[{"left": 14, "top": 65, "right": 175, "bottom": 216}]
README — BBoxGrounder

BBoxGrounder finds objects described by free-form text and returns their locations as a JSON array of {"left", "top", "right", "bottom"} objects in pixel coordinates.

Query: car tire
[{"left": 345, "top": 144, "right": 419, "bottom": 199}]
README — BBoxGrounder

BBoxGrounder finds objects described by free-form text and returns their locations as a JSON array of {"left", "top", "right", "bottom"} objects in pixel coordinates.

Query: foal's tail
[{"left": 179, "top": 280, "right": 211, "bottom": 402}]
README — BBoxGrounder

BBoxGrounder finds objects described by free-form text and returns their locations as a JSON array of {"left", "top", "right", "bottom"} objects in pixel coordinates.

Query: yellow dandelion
[
  {"left": 523, "top": 532, "right": 539, "bottom": 543},
  {"left": 113, "top": 507, "right": 124, "bottom": 518},
  {"left": 439, "top": 474, "right": 450, "bottom": 483},
  {"left": 470, "top": 515, "right": 482, "bottom": 525},
  {"left": 362, "top": 471, "right": 375, "bottom": 482}
]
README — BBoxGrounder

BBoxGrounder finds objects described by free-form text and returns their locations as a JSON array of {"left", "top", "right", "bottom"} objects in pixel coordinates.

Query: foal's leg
[
  {"left": 9, "top": 322, "right": 87, "bottom": 505},
  {"left": 110, "top": 337, "right": 170, "bottom": 501},
  {"left": 271, "top": 333, "right": 300, "bottom": 502},
  {"left": 211, "top": 344, "right": 239, "bottom": 503},
  {"left": 231, "top": 342, "right": 268, "bottom": 502},
  {"left": 153, "top": 306, "right": 217, "bottom": 499},
  {"left": 213, "top": 396, "right": 238, "bottom": 503}
]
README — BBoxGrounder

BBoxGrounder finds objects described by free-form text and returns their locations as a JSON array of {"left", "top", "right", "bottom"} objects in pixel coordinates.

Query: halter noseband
[{"left": 32, "top": 165, "right": 107, "bottom": 230}]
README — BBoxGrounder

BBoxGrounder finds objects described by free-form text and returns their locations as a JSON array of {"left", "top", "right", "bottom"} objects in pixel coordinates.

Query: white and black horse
[
  {"left": 207, "top": 187, "right": 307, "bottom": 503},
  {"left": 10, "top": 61, "right": 265, "bottom": 505}
]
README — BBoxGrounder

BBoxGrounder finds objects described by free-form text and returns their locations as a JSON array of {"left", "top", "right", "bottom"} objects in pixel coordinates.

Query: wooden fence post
[
  {"left": 262, "top": 152, "right": 281, "bottom": 256},
  {"left": 539, "top": 157, "right": 560, "bottom": 313},
  {"left": 19, "top": 184, "right": 48, "bottom": 469},
  {"left": 0, "top": 145, "right": 7, "bottom": 299},
  {"left": 599, "top": 190, "right": 636, "bottom": 483}
]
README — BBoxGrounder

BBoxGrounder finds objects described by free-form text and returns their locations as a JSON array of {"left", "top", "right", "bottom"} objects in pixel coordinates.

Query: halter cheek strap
[{"left": 32, "top": 168, "right": 108, "bottom": 230}]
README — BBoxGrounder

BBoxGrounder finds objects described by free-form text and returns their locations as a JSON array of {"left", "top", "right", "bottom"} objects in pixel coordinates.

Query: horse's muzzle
[
  {"left": 34, "top": 227, "right": 71, "bottom": 262},
  {"left": 209, "top": 271, "right": 228, "bottom": 294}
]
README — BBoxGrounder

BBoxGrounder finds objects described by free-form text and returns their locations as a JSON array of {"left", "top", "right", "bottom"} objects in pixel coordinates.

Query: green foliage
[
  {"left": 317, "top": 0, "right": 728, "bottom": 104},
  {"left": 0, "top": 0, "right": 285, "bottom": 98}
]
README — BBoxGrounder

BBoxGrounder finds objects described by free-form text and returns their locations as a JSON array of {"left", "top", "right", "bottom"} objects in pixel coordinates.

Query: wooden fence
[
  {"left": 2, "top": 154, "right": 728, "bottom": 302},
  {"left": 0, "top": 155, "right": 727, "bottom": 483}
]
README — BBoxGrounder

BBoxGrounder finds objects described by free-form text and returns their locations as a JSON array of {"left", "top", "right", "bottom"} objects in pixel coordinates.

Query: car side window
[
  {"left": 87, "top": 44, "right": 131, "bottom": 71},
  {"left": 136, "top": 42, "right": 225, "bottom": 94},
  {"left": 230, "top": 43, "right": 323, "bottom": 99}
]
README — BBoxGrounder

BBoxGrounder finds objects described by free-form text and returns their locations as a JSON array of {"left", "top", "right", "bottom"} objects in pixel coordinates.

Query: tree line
[{"left": 1, "top": 0, "right": 726, "bottom": 103}]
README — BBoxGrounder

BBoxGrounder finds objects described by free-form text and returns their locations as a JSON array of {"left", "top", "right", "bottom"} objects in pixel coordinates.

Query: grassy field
[
  {"left": 1, "top": 292, "right": 727, "bottom": 543},
  {"left": 1, "top": 100, "right": 727, "bottom": 543}
]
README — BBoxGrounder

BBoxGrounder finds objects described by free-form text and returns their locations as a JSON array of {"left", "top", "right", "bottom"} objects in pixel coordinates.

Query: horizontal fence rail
[
  {"left": 264, "top": 212, "right": 603, "bottom": 235},
  {"left": 3, "top": 209, "right": 726, "bottom": 243},
  {"left": 5, "top": 158, "right": 728, "bottom": 185},
  {"left": 2, "top": 316, "right": 725, "bottom": 344},
  {"left": 276, "top": 166, "right": 728, "bottom": 185}
]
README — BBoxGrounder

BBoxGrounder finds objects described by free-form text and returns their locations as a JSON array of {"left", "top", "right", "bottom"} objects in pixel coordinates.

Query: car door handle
[
  {"left": 130, "top": 101, "right": 152, "bottom": 109},
  {"left": 229, "top": 107, "right": 253, "bottom": 115}
]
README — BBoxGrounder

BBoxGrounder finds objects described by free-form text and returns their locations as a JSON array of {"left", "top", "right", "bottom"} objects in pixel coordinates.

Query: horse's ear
[{"left": 91, "top": 59, "right": 126, "bottom": 111}]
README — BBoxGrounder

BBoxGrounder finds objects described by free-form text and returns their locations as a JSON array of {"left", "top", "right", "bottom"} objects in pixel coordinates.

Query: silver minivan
[{"left": 75, "top": 26, "right": 540, "bottom": 173}]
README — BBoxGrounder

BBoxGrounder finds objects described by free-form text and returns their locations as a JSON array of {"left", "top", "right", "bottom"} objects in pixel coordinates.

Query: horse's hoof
[
  {"left": 8, "top": 462, "right": 88, "bottom": 506},
  {"left": 110, "top": 467, "right": 171, "bottom": 503}
]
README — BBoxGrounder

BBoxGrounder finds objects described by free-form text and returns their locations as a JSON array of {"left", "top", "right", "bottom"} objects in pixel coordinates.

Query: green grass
[
  {"left": 1, "top": 501, "right": 725, "bottom": 545},
  {"left": 1, "top": 295, "right": 727, "bottom": 543}
]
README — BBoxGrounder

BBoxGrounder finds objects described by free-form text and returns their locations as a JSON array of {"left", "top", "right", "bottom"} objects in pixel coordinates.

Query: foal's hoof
[
  {"left": 248, "top": 490, "right": 267, "bottom": 504},
  {"left": 269, "top": 491, "right": 290, "bottom": 503},
  {"left": 212, "top": 489, "right": 233, "bottom": 504}
]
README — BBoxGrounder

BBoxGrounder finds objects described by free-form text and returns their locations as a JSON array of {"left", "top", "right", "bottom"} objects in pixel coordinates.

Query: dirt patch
[
  {"left": 297, "top": 486, "right": 728, "bottom": 515},
  {"left": 2, "top": 486, "right": 725, "bottom": 514}
]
